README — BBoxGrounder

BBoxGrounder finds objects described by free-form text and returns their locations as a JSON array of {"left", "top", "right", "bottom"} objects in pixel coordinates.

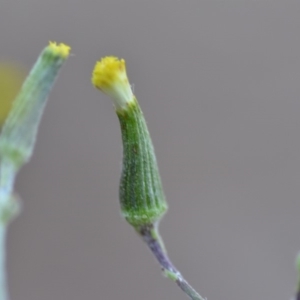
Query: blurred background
[{"left": 1, "top": 1, "right": 300, "bottom": 300}]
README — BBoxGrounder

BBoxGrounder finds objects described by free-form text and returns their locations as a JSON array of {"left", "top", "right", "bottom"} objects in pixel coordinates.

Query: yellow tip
[
  {"left": 48, "top": 41, "right": 71, "bottom": 58},
  {"left": 92, "top": 56, "right": 126, "bottom": 89},
  {"left": 92, "top": 56, "right": 134, "bottom": 110}
]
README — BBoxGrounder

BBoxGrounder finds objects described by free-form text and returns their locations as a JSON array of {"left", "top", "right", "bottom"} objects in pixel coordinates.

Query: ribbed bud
[
  {"left": 92, "top": 56, "right": 168, "bottom": 228},
  {"left": 117, "top": 99, "right": 168, "bottom": 227},
  {"left": 91, "top": 57, "right": 206, "bottom": 300}
]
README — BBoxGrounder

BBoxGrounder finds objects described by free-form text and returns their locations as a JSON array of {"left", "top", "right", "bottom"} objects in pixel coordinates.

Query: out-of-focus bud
[{"left": 0, "top": 42, "right": 71, "bottom": 169}]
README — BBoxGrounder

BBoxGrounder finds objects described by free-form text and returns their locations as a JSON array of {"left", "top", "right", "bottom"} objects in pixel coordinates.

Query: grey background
[{"left": 1, "top": 1, "right": 300, "bottom": 300}]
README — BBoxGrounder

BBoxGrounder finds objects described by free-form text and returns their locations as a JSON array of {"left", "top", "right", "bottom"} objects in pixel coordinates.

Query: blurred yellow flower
[
  {"left": 48, "top": 41, "right": 71, "bottom": 58},
  {"left": 0, "top": 62, "right": 25, "bottom": 125}
]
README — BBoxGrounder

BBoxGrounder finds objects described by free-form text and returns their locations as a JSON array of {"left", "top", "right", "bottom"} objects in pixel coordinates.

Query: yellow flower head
[
  {"left": 92, "top": 56, "right": 134, "bottom": 110},
  {"left": 0, "top": 63, "right": 25, "bottom": 125},
  {"left": 48, "top": 41, "right": 71, "bottom": 58}
]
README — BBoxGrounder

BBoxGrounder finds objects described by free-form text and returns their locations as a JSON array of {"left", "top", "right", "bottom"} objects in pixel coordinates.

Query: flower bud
[
  {"left": 0, "top": 42, "right": 71, "bottom": 169},
  {"left": 92, "top": 57, "right": 168, "bottom": 228}
]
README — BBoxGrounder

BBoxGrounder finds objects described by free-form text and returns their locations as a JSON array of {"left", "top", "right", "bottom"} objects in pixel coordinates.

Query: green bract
[{"left": 117, "top": 99, "right": 168, "bottom": 228}]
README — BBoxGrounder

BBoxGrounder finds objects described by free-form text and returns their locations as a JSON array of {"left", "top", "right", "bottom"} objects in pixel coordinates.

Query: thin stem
[
  {"left": 0, "top": 159, "right": 16, "bottom": 206},
  {"left": 0, "top": 159, "right": 18, "bottom": 300},
  {"left": 139, "top": 224, "right": 206, "bottom": 300},
  {"left": 0, "top": 225, "right": 8, "bottom": 300}
]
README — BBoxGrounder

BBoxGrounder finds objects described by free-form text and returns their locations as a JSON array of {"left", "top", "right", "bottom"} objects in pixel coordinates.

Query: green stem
[
  {"left": 0, "top": 163, "right": 12, "bottom": 300},
  {"left": 139, "top": 224, "right": 206, "bottom": 300},
  {"left": 0, "top": 159, "right": 16, "bottom": 206},
  {"left": 0, "top": 160, "right": 19, "bottom": 300},
  {"left": 0, "top": 225, "right": 8, "bottom": 300}
]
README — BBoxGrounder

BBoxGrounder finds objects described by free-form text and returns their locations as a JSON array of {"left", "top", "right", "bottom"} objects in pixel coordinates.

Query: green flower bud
[
  {"left": 117, "top": 99, "right": 168, "bottom": 227},
  {"left": 0, "top": 42, "right": 71, "bottom": 169},
  {"left": 92, "top": 56, "right": 205, "bottom": 300},
  {"left": 92, "top": 56, "right": 168, "bottom": 228}
]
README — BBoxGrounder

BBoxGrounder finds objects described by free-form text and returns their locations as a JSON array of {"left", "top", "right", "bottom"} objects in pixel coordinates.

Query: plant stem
[
  {"left": 0, "top": 160, "right": 15, "bottom": 300},
  {"left": 139, "top": 224, "right": 206, "bottom": 300},
  {"left": 0, "top": 225, "right": 8, "bottom": 300}
]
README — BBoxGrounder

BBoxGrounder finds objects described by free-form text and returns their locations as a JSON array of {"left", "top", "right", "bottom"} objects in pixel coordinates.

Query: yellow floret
[
  {"left": 92, "top": 56, "right": 134, "bottom": 110},
  {"left": 48, "top": 41, "right": 71, "bottom": 58},
  {"left": 0, "top": 63, "right": 25, "bottom": 125},
  {"left": 92, "top": 56, "right": 126, "bottom": 89}
]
